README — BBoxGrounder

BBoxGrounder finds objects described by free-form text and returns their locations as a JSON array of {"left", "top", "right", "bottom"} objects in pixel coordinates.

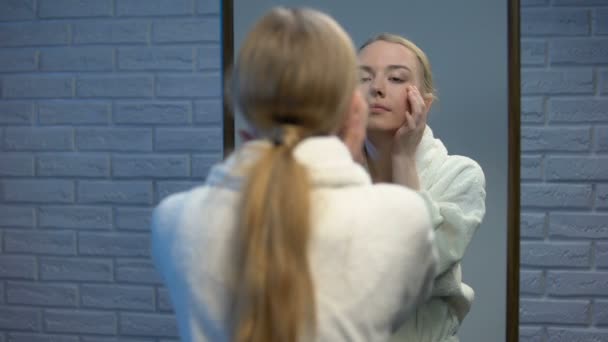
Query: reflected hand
[{"left": 393, "top": 85, "right": 428, "bottom": 157}]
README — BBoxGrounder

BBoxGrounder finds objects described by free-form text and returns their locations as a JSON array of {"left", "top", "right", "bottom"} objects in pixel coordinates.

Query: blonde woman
[
  {"left": 151, "top": 9, "right": 437, "bottom": 342},
  {"left": 357, "top": 34, "right": 487, "bottom": 342}
]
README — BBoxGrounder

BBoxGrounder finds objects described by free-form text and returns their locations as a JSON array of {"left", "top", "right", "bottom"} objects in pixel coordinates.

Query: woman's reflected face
[{"left": 358, "top": 41, "right": 422, "bottom": 132}]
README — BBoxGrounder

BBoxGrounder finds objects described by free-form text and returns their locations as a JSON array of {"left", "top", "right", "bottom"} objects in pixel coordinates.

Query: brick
[
  {"left": 0, "top": 102, "right": 34, "bottom": 124},
  {"left": 521, "top": 0, "right": 549, "bottom": 6},
  {"left": 548, "top": 271, "right": 608, "bottom": 296},
  {"left": 118, "top": 47, "right": 193, "bottom": 71},
  {"left": 0, "top": 154, "right": 34, "bottom": 176},
  {"left": 596, "top": 242, "right": 608, "bottom": 268},
  {"left": 157, "top": 287, "right": 173, "bottom": 312},
  {"left": 549, "top": 213, "right": 608, "bottom": 238},
  {"left": 39, "top": 101, "right": 110, "bottom": 125},
  {"left": 116, "top": 259, "right": 162, "bottom": 284},
  {"left": 520, "top": 270, "right": 544, "bottom": 295},
  {"left": 115, "top": 208, "right": 152, "bottom": 232},
  {"left": 155, "top": 127, "right": 222, "bottom": 152},
  {"left": 521, "top": 241, "right": 590, "bottom": 267},
  {"left": 522, "top": 9, "right": 589, "bottom": 36},
  {"left": 77, "top": 76, "right": 153, "bottom": 98},
  {"left": 520, "top": 326, "right": 544, "bottom": 342},
  {"left": 194, "top": 99, "right": 222, "bottom": 124},
  {"left": 597, "top": 9, "right": 608, "bottom": 35},
  {"left": 546, "top": 156, "right": 608, "bottom": 181},
  {"left": 153, "top": 18, "right": 220, "bottom": 43},
  {"left": 112, "top": 155, "right": 189, "bottom": 178},
  {"left": 4, "top": 127, "right": 73, "bottom": 151},
  {"left": 7, "top": 333, "right": 79, "bottom": 342},
  {"left": 37, "top": 154, "right": 109, "bottom": 177},
  {"left": 40, "top": 47, "right": 113, "bottom": 71},
  {"left": 114, "top": 101, "right": 190, "bottom": 124},
  {"left": 38, "top": 0, "right": 112, "bottom": 18},
  {"left": 156, "top": 74, "right": 221, "bottom": 97},
  {"left": 76, "top": 128, "right": 152, "bottom": 151},
  {"left": 0, "top": 22, "right": 68, "bottom": 47},
  {"left": 4, "top": 230, "right": 75, "bottom": 255},
  {"left": 45, "top": 309, "right": 116, "bottom": 334},
  {"left": 73, "top": 21, "right": 149, "bottom": 44},
  {"left": 0, "top": 49, "right": 37, "bottom": 72},
  {"left": 597, "top": 126, "right": 608, "bottom": 152},
  {"left": 0, "top": 206, "right": 34, "bottom": 228},
  {"left": 0, "top": 0, "right": 35, "bottom": 20},
  {"left": 549, "top": 98, "right": 608, "bottom": 123},
  {"left": 521, "top": 69, "right": 593, "bottom": 95},
  {"left": 554, "top": 0, "right": 608, "bottom": 5},
  {"left": 40, "top": 257, "right": 112, "bottom": 281},
  {"left": 198, "top": 45, "right": 220, "bottom": 70},
  {"left": 602, "top": 70, "right": 608, "bottom": 95},
  {"left": 6, "top": 282, "right": 77, "bottom": 307},
  {"left": 521, "top": 155, "right": 542, "bottom": 180},
  {"left": 0, "top": 307, "right": 40, "bottom": 331},
  {"left": 79, "top": 181, "right": 153, "bottom": 205},
  {"left": 192, "top": 154, "right": 220, "bottom": 178},
  {"left": 598, "top": 184, "right": 608, "bottom": 208},
  {"left": 596, "top": 300, "right": 608, "bottom": 325},
  {"left": 117, "top": 0, "right": 192, "bottom": 16},
  {"left": 521, "top": 127, "right": 590, "bottom": 152},
  {"left": 0, "top": 255, "right": 36, "bottom": 279},
  {"left": 522, "top": 184, "right": 592, "bottom": 209},
  {"left": 520, "top": 298, "right": 590, "bottom": 324},
  {"left": 3, "top": 76, "right": 72, "bottom": 99},
  {"left": 520, "top": 40, "right": 547, "bottom": 66},
  {"left": 521, "top": 97, "right": 545, "bottom": 123},
  {"left": 79, "top": 232, "right": 150, "bottom": 257},
  {"left": 81, "top": 285, "right": 154, "bottom": 310},
  {"left": 120, "top": 313, "right": 178, "bottom": 337},
  {"left": 81, "top": 338, "right": 153, "bottom": 342},
  {"left": 198, "top": 0, "right": 219, "bottom": 14},
  {"left": 39, "top": 206, "right": 112, "bottom": 230},
  {"left": 2, "top": 180, "right": 74, "bottom": 203},
  {"left": 547, "top": 328, "right": 608, "bottom": 342},
  {"left": 521, "top": 212, "right": 546, "bottom": 238},
  {"left": 551, "top": 39, "right": 608, "bottom": 65},
  {"left": 157, "top": 181, "right": 198, "bottom": 202}
]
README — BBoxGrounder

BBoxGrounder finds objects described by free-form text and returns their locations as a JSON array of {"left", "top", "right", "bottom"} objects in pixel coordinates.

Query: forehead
[{"left": 358, "top": 40, "right": 418, "bottom": 71}]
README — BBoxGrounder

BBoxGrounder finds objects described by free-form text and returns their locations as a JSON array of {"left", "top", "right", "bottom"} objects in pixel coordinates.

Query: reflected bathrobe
[
  {"left": 151, "top": 136, "right": 439, "bottom": 342},
  {"left": 380, "top": 126, "right": 487, "bottom": 342}
]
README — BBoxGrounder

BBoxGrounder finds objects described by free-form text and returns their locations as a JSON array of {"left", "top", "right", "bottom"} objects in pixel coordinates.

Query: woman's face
[{"left": 358, "top": 40, "right": 423, "bottom": 132}]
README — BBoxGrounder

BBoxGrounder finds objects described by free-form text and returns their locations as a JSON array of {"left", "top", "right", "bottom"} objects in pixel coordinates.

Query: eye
[
  {"left": 360, "top": 76, "right": 371, "bottom": 83},
  {"left": 389, "top": 77, "right": 405, "bottom": 83}
]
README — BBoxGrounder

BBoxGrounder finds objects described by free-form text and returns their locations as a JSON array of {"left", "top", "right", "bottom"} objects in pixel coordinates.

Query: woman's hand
[{"left": 393, "top": 85, "right": 428, "bottom": 158}]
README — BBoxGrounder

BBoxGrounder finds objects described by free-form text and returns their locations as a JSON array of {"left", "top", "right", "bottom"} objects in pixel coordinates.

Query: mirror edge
[
  {"left": 222, "top": 0, "right": 235, "bottom": 158},
  {"left": 507, "top": 0, "right": 521, "bottom": 341}
]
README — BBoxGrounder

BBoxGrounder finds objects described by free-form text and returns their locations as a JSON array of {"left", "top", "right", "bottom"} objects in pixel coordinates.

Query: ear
[{"left": 423, "top": 94, "right": 434, "bottom": 112}]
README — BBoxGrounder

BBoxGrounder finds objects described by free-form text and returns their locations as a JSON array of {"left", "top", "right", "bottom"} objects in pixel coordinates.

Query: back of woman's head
[
  {"left": 229, "top": 7, "right": 357, "bottom": 342},
  {"left": 232, "top": 7, "right": 358, "bottom": 139}
]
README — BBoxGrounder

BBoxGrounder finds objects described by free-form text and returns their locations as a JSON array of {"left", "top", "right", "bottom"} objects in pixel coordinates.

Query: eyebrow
[{"left": 359, "top": 65, "right": 412, "bottom": 73}]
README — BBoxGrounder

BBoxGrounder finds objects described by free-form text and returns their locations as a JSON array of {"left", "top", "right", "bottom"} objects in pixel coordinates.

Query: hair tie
[{"left": 271, "top": 127, "right": 284, "bottom": 146}]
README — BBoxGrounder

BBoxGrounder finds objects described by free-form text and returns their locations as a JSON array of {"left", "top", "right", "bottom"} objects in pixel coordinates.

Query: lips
[{"left": 369, "top": 104, "right": 390, "bottom": 112}]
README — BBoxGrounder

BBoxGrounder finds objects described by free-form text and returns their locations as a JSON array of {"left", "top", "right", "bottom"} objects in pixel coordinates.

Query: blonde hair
[
  {"left": 230, "top": 7, "right": 358, "bottom": 342},
  {"left": 360, "top": 33, "right": 437, "bottom": 100}
]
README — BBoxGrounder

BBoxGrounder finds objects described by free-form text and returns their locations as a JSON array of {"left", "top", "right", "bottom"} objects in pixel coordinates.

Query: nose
[{"left": 369, "top": 78, "right": 385, "bottom": 98}]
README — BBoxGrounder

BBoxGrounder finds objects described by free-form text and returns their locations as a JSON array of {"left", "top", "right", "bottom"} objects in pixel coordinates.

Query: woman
[
  {"left": 357, "top": 34, "right": 487, "bottom": 342},
  {"left": 151, "top": 9, "right": 437, "bottom": 342}
]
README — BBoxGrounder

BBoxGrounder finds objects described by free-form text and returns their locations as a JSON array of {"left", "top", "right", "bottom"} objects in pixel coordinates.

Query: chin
[{"left": 367, "top": 116, "right": 401, "bottom": 132}]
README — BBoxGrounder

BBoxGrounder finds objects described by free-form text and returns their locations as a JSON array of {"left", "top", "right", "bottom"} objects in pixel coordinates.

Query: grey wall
[
  {"left": 234, "top": 1, "right": 509, "bottom": 341},
  {"left": 519, "top": 1, "right": 608, "bottom": 341},
  {"left": 0, "top": 0, "right": 222, "bottom": 339}
]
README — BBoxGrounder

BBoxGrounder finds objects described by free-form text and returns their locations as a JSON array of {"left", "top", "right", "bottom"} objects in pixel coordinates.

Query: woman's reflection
[{"left": 356, "top": 34, "right": 487, "bottom": 342}]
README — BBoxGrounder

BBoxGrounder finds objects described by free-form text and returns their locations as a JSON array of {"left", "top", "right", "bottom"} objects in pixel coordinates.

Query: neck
[{"left": 364, "top": 129, "right": 395, "bottom": 183}]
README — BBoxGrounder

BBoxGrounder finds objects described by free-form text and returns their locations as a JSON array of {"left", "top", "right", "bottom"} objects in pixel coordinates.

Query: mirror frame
[{"left": 220, "top": 1, "right": 521, "bottom": 340}]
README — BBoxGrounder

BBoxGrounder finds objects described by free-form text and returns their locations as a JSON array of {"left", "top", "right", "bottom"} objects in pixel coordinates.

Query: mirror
[{"left": 223, "top": 0, "right": 520, "bottom": 341}]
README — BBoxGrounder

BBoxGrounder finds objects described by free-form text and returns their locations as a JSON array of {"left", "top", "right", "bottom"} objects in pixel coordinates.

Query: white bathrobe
[
  {"left": 373, "top": 126, "right": 487, "bottom": 342},
  {"left": 151, "top": 136, "right": 439, "bottom": 342}
]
